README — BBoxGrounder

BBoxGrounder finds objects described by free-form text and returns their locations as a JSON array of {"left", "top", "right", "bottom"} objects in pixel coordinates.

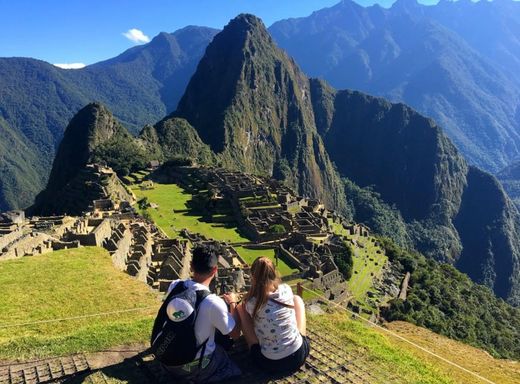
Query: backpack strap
[
  {"left": 165, "top": 281, "right": 187, "bottom": 303},
  {"left": 193, "top": 289, "right": 211, "bottom": 369}
]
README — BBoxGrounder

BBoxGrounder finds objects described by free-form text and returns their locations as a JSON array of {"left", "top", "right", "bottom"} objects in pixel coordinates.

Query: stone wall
[
  {"left": 277, "top": 244, "right": 305, "bottom": 270},
  {"left": 1, "top": 232, "right": 53, "bottom": 260},
  {"left": 0, "top": 227, "right": 24, "bottom": 251},
  {"left": 110, "top": 224, "right": 132, "bottom": 271},
  {"left": 69, "top": 219, "right": 112, "bottom": 246}
]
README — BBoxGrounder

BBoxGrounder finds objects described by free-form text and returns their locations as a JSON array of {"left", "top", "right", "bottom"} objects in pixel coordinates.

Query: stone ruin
[
  {"left": 0, "top": 210, "right": 25, "bottom": 225},
  {"left": 181, "top": 230, "right": 251, "bottom": 295},
  {"left": 148, "top": 237, "right": 190, "bottom": 292},
  {"left": 0, "top": 163, "right": 374, "bottom": 308},
  {"left": 293, "top": 210, "right": 329, "bottom": 237},
  {"left": 0, "top": 214, "right": 82, "bottom": 260},
  {"left": 344, "top": 223, "right": 370, "bottom": 237},
  {"left": 208, "top": 170, "right": 270, "bottom": 201},
  {"left": 242, "top": 207, "right": 293, "bottom": 242},
  {"left": 278, "top": 233, "right": 350, "bottom": 302},
  {"left": 172, "top": 166, "right": 333, "bottom": 243}
]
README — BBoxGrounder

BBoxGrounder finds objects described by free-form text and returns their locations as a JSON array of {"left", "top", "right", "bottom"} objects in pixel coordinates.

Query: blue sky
[{"left": 0, "top": 0, "right": 438, "bottom": 66}]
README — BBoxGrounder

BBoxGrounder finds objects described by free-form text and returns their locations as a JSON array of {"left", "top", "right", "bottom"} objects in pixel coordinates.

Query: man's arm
[{"left": 223, "top": 293, "right": 241, "bottom": 340}]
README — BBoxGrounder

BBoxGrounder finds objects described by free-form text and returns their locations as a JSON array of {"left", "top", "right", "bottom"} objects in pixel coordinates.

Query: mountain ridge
[
  {"left": 0, "top": 27, "right": 218, "bottom": 211},
  {"left": 36, "top": 13, "right": 518, "bottom": 305},
  {"left": 269, "top": 0, "right": 520, "bottom": 173}
]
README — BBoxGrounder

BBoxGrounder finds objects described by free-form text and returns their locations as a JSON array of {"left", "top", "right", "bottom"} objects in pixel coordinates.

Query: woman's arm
[
  {"left": 293, "top": 295, "right": 306, "bottom": 336},
  {"left": 237, "top": 302, "right": 260, "bottom": 348}
]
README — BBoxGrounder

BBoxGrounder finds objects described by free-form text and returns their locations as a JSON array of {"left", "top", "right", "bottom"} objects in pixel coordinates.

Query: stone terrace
[{"left": 279, "top": 234, "right": 350, "bottom": 302}]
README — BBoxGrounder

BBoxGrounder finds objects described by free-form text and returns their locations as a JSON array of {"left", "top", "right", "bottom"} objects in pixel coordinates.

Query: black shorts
[{"left": 250, "top": 335, "right": 310, "bottom": 374}]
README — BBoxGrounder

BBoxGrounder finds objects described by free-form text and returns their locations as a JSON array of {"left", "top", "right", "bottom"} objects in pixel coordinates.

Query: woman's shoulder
[{"left": 271, "top": 283, "right": 294, "bottom": 300}]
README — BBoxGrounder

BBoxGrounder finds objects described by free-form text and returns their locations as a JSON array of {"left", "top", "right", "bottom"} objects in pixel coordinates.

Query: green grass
[
  {"left": 328, "top": 219, "right": 387, "bottom": 308},
  {"left": 310, "top": 312, "right": 454, "bottom": 384},
  {"left": 234, "top": 247, "right": 297, "bottom": 277},
  {"left": 134, "top": 182, "right": 297, "bottom": 276},
  {"left": 347, "top": 236, "right": 387, "bottom": 303},
  {"left": 0, "top": 247, "right": 159, "bottom": 360},
  {"left": 287, "top": 278, "right": 324, "bottom": 300},
  {"left": 329, "top": 220, "right": 349, "bottom": 236},
  {"left": 134, "top": 183, "right": 247, "bottom": 243}
]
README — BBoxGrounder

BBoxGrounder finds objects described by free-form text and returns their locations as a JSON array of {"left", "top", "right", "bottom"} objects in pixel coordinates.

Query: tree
[{"left": 269, "top": 224, "right": 286, "bottom": 234}]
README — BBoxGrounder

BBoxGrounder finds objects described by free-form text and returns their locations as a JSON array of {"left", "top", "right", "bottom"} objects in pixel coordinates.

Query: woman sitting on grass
[{"left": 237, "top": 257, "right": 309, "bottom": 374}]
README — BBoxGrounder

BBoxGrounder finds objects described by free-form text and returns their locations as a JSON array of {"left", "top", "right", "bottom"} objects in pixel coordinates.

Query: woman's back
[{"left": 245, "top": 283, "right": 303, "bottom": 360}]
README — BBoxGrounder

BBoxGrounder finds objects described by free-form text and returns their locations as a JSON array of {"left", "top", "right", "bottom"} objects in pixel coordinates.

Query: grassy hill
[
  {"left": 0, "top": 247, "right": 159, "bottom": 360},
  {"left": 385, "top": 321, "right": 520, "bottom": 384},
  {"left": 314, "top": 312, "right": 520, "bottom": 384}
]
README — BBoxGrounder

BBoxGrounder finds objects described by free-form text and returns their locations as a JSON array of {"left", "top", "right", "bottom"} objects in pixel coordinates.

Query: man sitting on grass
[{"left": 151, "top": 244, "right": 241, "bottom": 383}]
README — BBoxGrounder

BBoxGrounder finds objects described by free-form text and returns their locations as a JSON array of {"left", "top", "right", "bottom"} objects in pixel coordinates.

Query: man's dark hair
[{"left": 191, "top": 244, "right": 219, "bottom": 274}]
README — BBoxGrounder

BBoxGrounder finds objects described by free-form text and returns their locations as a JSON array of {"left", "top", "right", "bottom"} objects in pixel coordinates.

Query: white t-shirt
[
  {"left": 246, "top": 283, "right": 303, "bottom": 360},
  {"left": 167, "top": 279, "right": 236, "bottom": 358}
]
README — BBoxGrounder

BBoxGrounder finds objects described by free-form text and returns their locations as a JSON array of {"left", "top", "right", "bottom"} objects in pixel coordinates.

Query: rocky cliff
[
  {"left": 311, "top": 84, "right": 520, "bottom": 304},
  {"left": 171, "top": 14, "right": 347, "bottom": 212}
]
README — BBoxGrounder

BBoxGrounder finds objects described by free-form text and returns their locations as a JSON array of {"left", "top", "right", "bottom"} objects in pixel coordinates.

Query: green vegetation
[
  {"left": 333, "top": 240, "right": 354, "bottom": 280},
  {"left": 133, "top": 183, "right": 245, "bottom": 243},
  {"left": 0, "top": 247, "right": 159, "bottom": 360},
  {"left": 347, "top": 236, "right": 387, "bottom": 304},
  {"left": 268, "top": 223, "right": 286, "bottom": 234},
  {"left": 234, "top": 246, "right": 296, "bottom": 277},
  {"left": 140, "top": 118, "right": 214, "bottom": 165},
  {"left": 380, "top": 237, "right": 520, "bottom": 360},
  {"left": 309, "top": 313, "right": 454, "bottom": 384},
  {"left": 0, "top": 117, "right": 46, "bottom": 211},
  {"left": 498, "top": 160, "right": 520, "bottom": 209},
  {"left": 91, "top": 132, "right": 150, "bottom": 176},
  {"left": 343, "top": 178, "right": 411, "bottom": 248}
]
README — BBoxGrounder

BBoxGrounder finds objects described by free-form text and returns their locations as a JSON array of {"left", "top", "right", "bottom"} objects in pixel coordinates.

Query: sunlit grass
[
  {"left": 347, "top": 235, "right": 387, "bottom": 301},
  {"left": 0, "top": 247, "right": 159, "bottom": 360},
  {"left": 309, "top": 312, "right": 454, "bottom": 384},
  {"left": 133, "top": 183, "right": 246, "bottom": 243},
  {"left": 234, "top": 246, "right": 297, "bottom": 277}
]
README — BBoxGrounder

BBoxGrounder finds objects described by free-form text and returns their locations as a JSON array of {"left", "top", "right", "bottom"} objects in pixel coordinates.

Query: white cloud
[
  {"left": 123, "top": 28, "right": 150, "bottom": 44},
  {"left": 53, "top": 63, "right": 86, "bottom": 69}
]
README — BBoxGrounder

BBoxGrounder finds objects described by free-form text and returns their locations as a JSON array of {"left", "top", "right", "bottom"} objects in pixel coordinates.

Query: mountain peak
[
  {"left": 391, "top": 0, "right": 422, "bottom": 11},
  {"left": 172, "top": 14, "right": 347, "bottom": 212},
  {"left": 228, "top": 13, "right": 265, "bottom": 30},
  {"left": 216, "top": 13, "right": 272, "bottom": 47},
  {"left": 42, "top": 102, "right": 125, "bottom": 193},
  {"left": 173, "top": 14, "right": 279, "bottom": 153}
]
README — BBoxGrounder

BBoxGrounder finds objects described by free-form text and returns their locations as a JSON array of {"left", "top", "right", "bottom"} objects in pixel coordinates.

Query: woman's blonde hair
[{"left": 246, "top": 257, "right": 281, "bottom": 321}]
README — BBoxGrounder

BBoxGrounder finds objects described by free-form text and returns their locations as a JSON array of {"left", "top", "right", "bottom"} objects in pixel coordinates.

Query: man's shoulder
[{"left": 201, "top": 293, "right": 227, "bottom": 311}]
